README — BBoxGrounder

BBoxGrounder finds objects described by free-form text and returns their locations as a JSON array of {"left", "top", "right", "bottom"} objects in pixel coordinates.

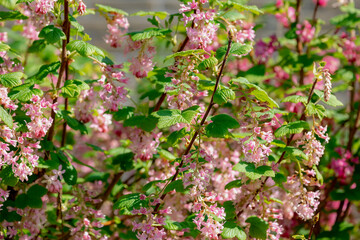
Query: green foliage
[
  {"left": 198, "top": 57, "right": 218, "bottom": 70},
  {"left": 0, "top": 72, "right": 23, "bottom": 88},
  {"left": 0, "top": 166, "right": 18, "bottom": 187},
  {"left": 0, "top": 106, "right": 14, "bottom": 128},
  {"left": 15, "top": 184, "right": 48, "bottom": 209},
  {"left": 8, "top": 83, "right": 43, "bottom": 102},
  {"left": 225, "top": 1, "right": 263, "bottom": 15},
  {"left": 245, "top": 216, "right": 269, "bottom": 240},
  {"left": 112, "top": 151, "right": 135, "bottom": 171},
  {"left": 124, "top": 115, "right": 158, "bottom": 132},
  {"left": 306, "top": 102, "right": 326, "bottom": 119},
  {"left": 167, "top": 128, "right": 188, "bottom": 146},
  {"left": 152, "top": 106, "right": 199, "bottom": 128},
  {"left": 216, "top": 43, "right": 252, "bottom": 60},
  {"left": 206, "top": 114, "right": 240, "bottom": 138},
  {"left": 164, "top": 180, "right": 186, "bottom": 194},
  {"left": 131, "top": 11, "right": 168, "bottom": 19},
  {"left": 96, "top": 4, "right": 128, "bottom": 16},
  {"left": 224, "top": 180, "right": 242, "bottom": 190},
  {"left": 67, "top": 40, "right": 105, "bottom": 58},
  {"left": 221, "top": 220, "right": 246, "bottom": 239},
  {"left": 0, "top": 11, "right": 28, "bottom": 21},
  {"left": 128, "top": 28, "right": 171, "bottom": 41},
  {"left": 274, "top": 121, "right": 310, "bottom": 138},
  {"left": 213, "top": 87, "right": 236, "bottom": 105},
  {"left": 281, "top": 95, "right": 307, "bottom": 104},
  {"left": 113, "top": 193, "right": 142, "bottom": 211},
  {"left": 39, "top": 25, "right": 66, "bottom": 44},
  {"left": 164, "top": 49, "right": 205, "bottom": 62},
  {"left": 233, "top": 162, "right": 275, "bottom": 180},
  {"left": 232, "top": 78, "right": 279, "bottom": 108}
]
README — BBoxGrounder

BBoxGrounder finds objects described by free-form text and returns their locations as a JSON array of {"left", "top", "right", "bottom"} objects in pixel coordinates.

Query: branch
[{"left": 153, "top": 32, "right": 233, "bottom": 213}]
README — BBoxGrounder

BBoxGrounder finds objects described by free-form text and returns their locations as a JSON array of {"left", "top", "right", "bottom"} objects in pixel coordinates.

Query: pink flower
[
  {"left": 296, "top": 20, "right": 315, "bottom": 43},
  {"left": 313, "top": 0, "right": 328, "bottom": 7},
  {"left": 77, "top": 0, "right": 86, "bottom": 15}
]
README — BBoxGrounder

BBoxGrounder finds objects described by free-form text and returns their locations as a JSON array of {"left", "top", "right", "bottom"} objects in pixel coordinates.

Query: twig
[{"left": 152, "top": 31, "right": 233, "bottom": 213}]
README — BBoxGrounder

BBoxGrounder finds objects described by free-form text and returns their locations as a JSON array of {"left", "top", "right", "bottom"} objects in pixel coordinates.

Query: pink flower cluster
[
  {"left": 128, "top": 42, "right": 156, "bottom": 78},
  {"left": 331, "top": 148, "right": 358, "bottom": 184},
  {"left": 32, "top": 0, "right": 56, "bottom": 15},
  {"left": 180, "top": 0, "right": 218, "bottom": 49},
  {"left": 275, "top": 6, "right": 296, "bottom": 28},
  {"left": 240, "top": 126, "right": 274, "bottom": 164},
  {"left": 127, "top": 127, "right": 162, "bottom": 161},
  {"left": 77, "top": 0, "right": 86, "bottom": 15},
  {"left": 105, "top": 14, "right": 129, "bottom": 48},
  {"left": 296, "top": 130, "right": 326, "bottom": 167},
  {"left": 42, "top": 166, "right": 65, "bottom": 193},
  {"left": 233, "top": 20, "right": 255, "bottom": 44},
  {"left": 296, "top": 20, "right": 316, "bottom": 43},
  {"left": 255, "top": 35, "right": 278, "bottom": 64},
  {"left": 340, "top": 33, "right": 360, "bottom": 66}
]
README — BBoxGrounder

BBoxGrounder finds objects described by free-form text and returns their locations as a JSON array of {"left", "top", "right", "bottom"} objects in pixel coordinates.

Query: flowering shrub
[{"left": 0, "top": 0, "right": 359, "bottom": 239}]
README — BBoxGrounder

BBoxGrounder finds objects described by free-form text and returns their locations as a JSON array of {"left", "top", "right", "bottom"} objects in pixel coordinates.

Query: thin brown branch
[
  {"left": 153, "top": 32, "right": 234, "bottom": 213},
  {"left": 96, "top": 172, "right": 123, "bottom": 209}
]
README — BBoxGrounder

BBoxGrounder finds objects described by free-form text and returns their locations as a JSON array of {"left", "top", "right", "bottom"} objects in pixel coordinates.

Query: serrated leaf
[
  {"left": 274, "top": 121, "right": 310, "bottom": 138},
  {"left": 224, "top": 180, "right": 242, "bottom": 190},
  {"left": 198, "top": 57, "right": 218, "bottom": 70},
  {"left": 283, "top": 146, "right": 308, "bottom": 160},
  {"left": 245, "top": 216, "right": 269, "bottom": 240},
  {"left": 164, "top": 180, "right": 185, "bottom": 194},
  {"left": 0, "top": 11, "right": 28, "bottom": 21},
  {"left": 0, "top": 42, "right": 10, "bottom": 51},
  {"left": 232, "top": 78, "right": 278, "bottom": 108},
  {"left": 112, "top": 107, "right": 135, "bottom": 121},
  {"left": 206, "top": 114, "right": 240, "bottom": 138},
  {"left": 164, "top": 220, "right": 183, "bottom": 230},
  {"left": 131, "top": 11, "right": 168, "bottom": 19},
  {"left": 112, "top": 151, "right": 134, "bottom": 171},
  {"left": 33, "top": 61, "right": 61, "bottom": 81},
  {"left": 281, "top": 95, "right": 307, "bottom": 104},
  {"left": 39, "top": 25, "right": 66, "bottom": 44},
  {"left": 164, "top": 49, "right": 205, "bottom": 62},
  {"left": 0, "top": 106, "right": 14, "bottom": 128},
  {"left": 8, "top": 84, "right": 43, "bottom": 102},
  {"left": 123, "top": 115, "right": 158, "bottom": 132},
  {"left": 227, "top": 1, "right": 264, "bottom": 15},
  {"left": 96, "top": 4, "right": 128, "bottom": 15},
  {"left": 0, "top": 165, "right": 18, "bottom": 187},
  {"left": 61, "top": 84, "right": 79, "bottom": 98},
  {"left": 167, "top": 128, "right": 188, "bottom": 146},
  {"left": 28, "top": 39, "right": 47, "bottom": 53},
  {"left": 214, "top": 87, "right": 236, "bottom": 105},
  {"left": 216, "top": 43, "right": 252, "bottom": 59},
  {"left": 233, "top": 162, "right": 275, "bottom": 180},
  {"left": 221, "top": 220, "right": 246, "bottom": 240},
  {"left": 313, "top": 89, "right": 343, "bottom": 107},
  {"left": 67, "top": 40, "right": 105, "bottom": 57},
  {"left": 306, "top": 102, "right": 326, "bottom": 119},
  {"left": 128, "top": 28, "right": 171, "bottom": 41},
  {"left": 152, "top": 107, "right": 198, "bottom": 128},
  {"left": 114, "top": 193, "right": 141, "bottom": 210},
  {"left": 0, "top": 72, "right": 22, "bottom": 88}
]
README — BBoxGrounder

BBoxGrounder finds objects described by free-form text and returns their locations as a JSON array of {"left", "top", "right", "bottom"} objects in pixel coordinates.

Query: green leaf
[
  {"left": 96, "top": 4, "right": 128, "bottom": 15},
  {"left": 0, "top": 11, "right": 28, "bottom": 21},
  {"left": 313, "top": 89, "right": 343, "bottom": 107},
  {"left": 232, "top": 78, "right": 279, "bottom": 108},
  {"left": 67, "top": 153, "right": 98, "bottom": 172},
  {"left": 233, "top": 162, "right": 275, "bottom": 180},
  {"left": 274, "top": 121, "right": 310, "bottom": 138},
  {"left": 62, "top": 163, "right": 78, "bottom": 185},
  {"left": 164, "top": 49, "right": 205, "bottom": 62},
  {"left": 114, "top": 193, "right": 141, "bottom": 210},
  {"left": 283, "top": 146, "right": 308, "bottom": 160},
  {"left": 67, "top": 40, "right": 105, "bottom": 57},
  {"left": 306, "top": 102, "right": 326, "bottom": 119},
  {"left": 112, "top": 152, "right": 134, "bottom": 171},
  {"left": 245, "top": 216, "right": 269, "bottom": 240},
  {"left": 224, "top": 180, "right": 242, "bottom": 190},
  {"left": 15, "top": 194, "right": 28, "bottom": 209},
  {"left": 0, "top": 106, "right": 14, "bottom": 128},
  {"left": 33, "top": 61, "right": 61, "bottom": 81},
  {"left": 272, "top": 173, "right": 287, "bottom": 189},
  {"left": 0, "top": 72, "right": 23, "bottom": 88},
  {"left": 128, "top": 28, "right": 171, "bottom": 41},
  {"left": 216, "top": 43, "right": 252, "bottom": 59},
  {"left": 227, "top": 1, "right": 263, "bottom": 15},
  {"left": 28, "top": 39, "right": 47, "bottom": 53},
  {"left": 164, "top": 220, "right": 183, "bottom": 230},
  {"left": 281, "top": 95, "right": 307, "bottom": 104},
  {"left": 0, "top": 165, "right": 18, "bottom": 187},
  {"left": 213, "top": 87, "right": 236, "bottom": 105},
  {"left": 27, "top": 184, "right": 48, "bottom": 197},
  {"left": 0, "top": 42, "right": 10, "bottom": 51},
  {"left": 152, "top": 107, "right": 198, "bottom": 128},
  {"left": 8, "top": 84, "right": 43, "bottom": 102},
  {"left": 39, "top": 25, "right": 66, "bottom": 44},
  {"left": 164, "top": 180, "right": 185, "bottom": 194},
  {"left": 60, "top": 110, "right": 88, "bottom": 134},
  {"left": 221, "top": 220, "right": 246, "bottom": 240},
  {"left": 167, "top": 128, "right": 188, "bottom": 146},
  {"left": 124, "top": 115, "right": 158, "bottom": 132},
  {"left": 61, "top": 84, "right": 79, "bottom": 98},
  {"left": 206, "top": 114, "right": 240, "bottom": 138},
  {"left": 131, "top": 11, "right": 168, "bottom": 19},
  {"left": 198, "top": 57, "right": 218, "bottom": 70},
  {"left": 112, "top": 107, "right": 135, "bottom": 121}
]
